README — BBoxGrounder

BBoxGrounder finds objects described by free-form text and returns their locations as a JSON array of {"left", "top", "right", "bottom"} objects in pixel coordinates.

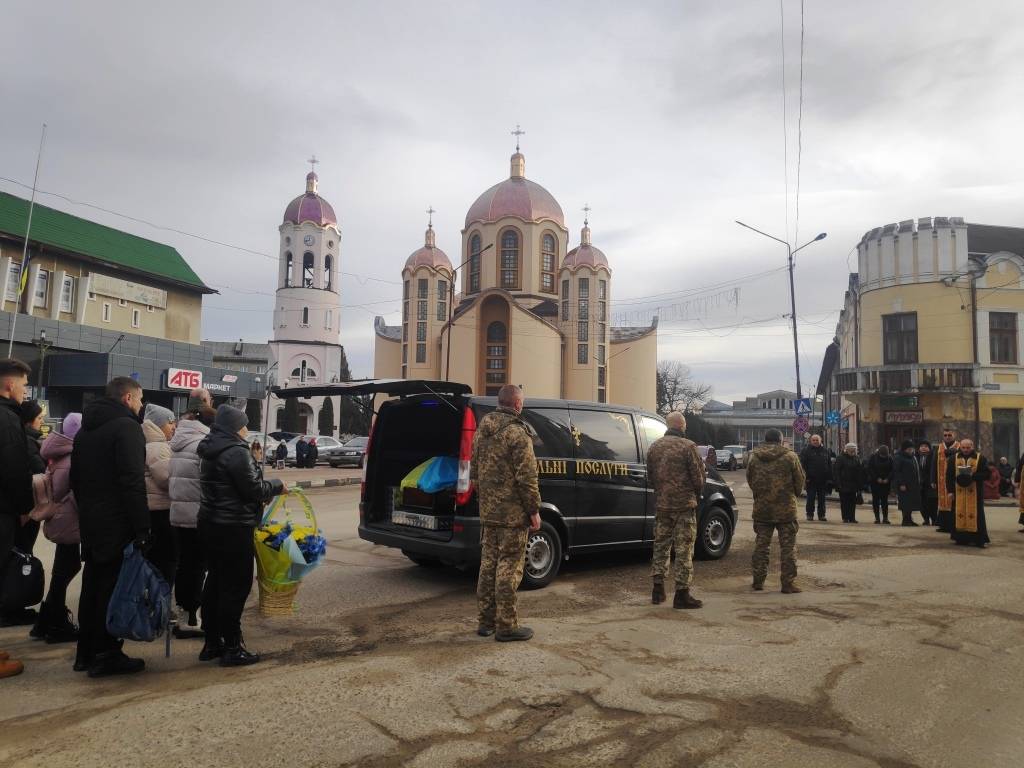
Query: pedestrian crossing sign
[{"left": 794, "top": 398, "right": 813, "bottom": 416}]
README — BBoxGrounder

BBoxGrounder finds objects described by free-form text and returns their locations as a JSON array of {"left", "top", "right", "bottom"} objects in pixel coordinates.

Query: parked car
[
  {"left": 283, "top": 434, "right": 346, "bottom": 465},
  {"left": 722, "top": 444, "right": 746, "bottom": 469},
  {"left": 329, "top": 436, "right": 369, "bottom": 468},
  {"left": 715, "top": 449, "right": 738, "bottom": 471},
  {"left": 274, "top": 380, "right": 738, "bottom": 590}
]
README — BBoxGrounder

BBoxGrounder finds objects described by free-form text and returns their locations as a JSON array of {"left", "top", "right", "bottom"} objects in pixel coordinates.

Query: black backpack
[{"left": 1, "top": 548, "right": 44, "bottom": 611}]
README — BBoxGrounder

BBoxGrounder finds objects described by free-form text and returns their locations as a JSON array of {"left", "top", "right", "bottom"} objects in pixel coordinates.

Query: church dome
[
  {"left": 464, "top": 153, "right": 564, "bottom": 228},
  {"left": 563, "top": 223, "right": 609, "bottom": 270},
  {"left": 283, "top": 172, "right": 338, "bottom": 228},
  {"left": 404, "top": 225, "right": 452, "bottom": 272}
]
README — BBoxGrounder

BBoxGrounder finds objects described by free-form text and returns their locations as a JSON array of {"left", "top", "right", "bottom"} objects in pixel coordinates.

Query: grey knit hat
[
  {"left": 144, "top": 403, "right": 175, "bottom": 428},
  {"left": 214, "top": 403, "right": 248, "bottom": 433}
]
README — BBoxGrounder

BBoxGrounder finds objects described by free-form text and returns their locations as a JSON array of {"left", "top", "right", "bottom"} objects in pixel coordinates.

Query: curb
[{"left": 293, "top": 478, "right": 361, "bottom": 490}]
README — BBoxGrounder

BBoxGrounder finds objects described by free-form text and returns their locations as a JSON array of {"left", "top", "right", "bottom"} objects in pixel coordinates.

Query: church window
[
  {"left": 578, "top": 321, "right": 589, "bottom": 341},
  {"left": 469, "top": 234, "right": 482, "bottom": 293},
  {"left": 417, "top": 299, "right": 427, "bottom": 321},
  {"left": 324, "top": 255, "right": 333, "bottom": 291},
  {"left": 325, "top": 309, "right": 332, "bottom": 330},
  {"left": 597, "top": 345, "right": 606, "bottom": 365},
  {"left": 578, "top": 278, "right": 589, "bottom": 321},
  {"left": 301, "top": 307, "right": 309, "bottom": 326},
  {"left": 417, "top": 322, "right": 427, "bottom": 342},
  {"left": 578, "top": 278, "right": 589, "bottom": 298},
  {"left": 486, "top": 358, "right": 503, "bottom": 370},
  {"left": 418, "top": 279, "right": 428, "bottom": 298},
  {"left": 402, "top": 345, "right": 408, "bottom": 364},
  {"left": 598, "top": 367, "right": 606, "bottom": 387},
  {"left": 500, "top": 229, "right": 520, "bottom": 290},
  {"left": 403, "top": 280, "right": 410, "bottom": 300},
  {"left": 597, "top": 388, "right": 607, "bottom": 404},
  {"left": 284, "top": 252, "right": 293, "bottom": 287},
  {"left": 577, "top": 344, "right": 588, "bottom": 365},
  {"left": 541, "top": 233, "right": 556, "bottom": 293},
  {"left": 416, "top": 343, "right": 426, "bottom": 363},
  {"left": 485, "top": 321, "right": 508, "bottom": 390},
  {"left": 486, "top": 373, "right": 504, "bottom": 384},
  {"left": 402, "top": 324, "right": 408, "bottom": 342},
  {"left": 487, "top": 321, "right": 507, "bottom": 342},
  {"left": 487, "top": 346, "right": 506, "bottom": 357},
  {"left": 561, "top": 279, "right": 569, "bottom": 321},
  {"left": 291, "top": 367, "right": 301, "bottom": 378},
  {"left": 598, "top": 279, "right": 607, "bottom": 299},
  {"left": 302, "top": 252, "right": 315, "bottom": 287},
  {"left": 437, "top": 280, "right": 447, "bottom": 321}
]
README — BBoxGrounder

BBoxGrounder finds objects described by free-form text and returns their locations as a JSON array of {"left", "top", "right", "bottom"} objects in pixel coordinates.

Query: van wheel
[
  {"left": 521, "top": 521, "right": 562, "bottom": 590},
  {"left": 402, "top": 550, "right": 442, "bottom": 568},
  {"left": 695, "top": 506, "right": 733, "bottom": 560}
]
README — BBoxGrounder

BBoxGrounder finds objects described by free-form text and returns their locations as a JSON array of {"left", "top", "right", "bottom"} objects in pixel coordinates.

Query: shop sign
[
  {"left": 206, "top": 382, "right": 232, "bottom": 393},
  {"left": 222, "top": 374, "right": 238, "bottom": 383},
  {"left": 882, "top": 395, "right": 918, "bottom": 408},
  {"left": 884, "top": 410, "right": 923, "bottom": 424},
  {"left": 167, "top": 368, "right": 202, "bottom": 390}
]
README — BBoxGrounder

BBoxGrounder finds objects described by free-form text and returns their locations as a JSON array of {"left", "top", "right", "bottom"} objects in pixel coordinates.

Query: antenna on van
[{"left": 421, "top": 383, "right": 460, "bottom": 412}]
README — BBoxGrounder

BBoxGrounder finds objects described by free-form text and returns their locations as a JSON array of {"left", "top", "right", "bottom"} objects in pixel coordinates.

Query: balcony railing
[{"left": 833, "top": 363, "right": 975, "bottom": 394}]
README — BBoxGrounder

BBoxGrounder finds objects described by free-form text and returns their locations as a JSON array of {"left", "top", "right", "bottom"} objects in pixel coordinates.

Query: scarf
[
  {"left": 954, "top": 453, "right": 979, "bottom": 534},
  {"left": 937, "top": 441, "right": 959, "bottom": 512}
]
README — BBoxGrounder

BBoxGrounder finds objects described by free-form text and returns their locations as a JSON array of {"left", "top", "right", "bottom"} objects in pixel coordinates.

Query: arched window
[
  {"left": 485, "top": 321, "right": 508, "bottom": 393},
  {"left": 324, "top": 254, "right": 333, "bottom": 291},
  {"left": 499, "top": 229, "right": 520, "bottom": 290},
  {"left": 468, "top": 233, "right": 481, "bottom": 293},
  {"left": 540, "top": 233, "right": 556, "bottom": 293},
  {"left": 291, "top": 367, "right": 301, "bottom": 378},
  {"left": 284, "top": 252, "right": 293, "bottom": 287},
  {"left": 303, "top": 252, "right": 315, "bottom": 287},
  {"left": 301, "top": 307, "right": 309, "bottom": 326}
]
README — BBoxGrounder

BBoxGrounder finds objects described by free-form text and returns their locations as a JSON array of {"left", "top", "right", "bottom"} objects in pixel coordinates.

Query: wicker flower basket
[{"left": 257, "top": 579, "right": 300, "bottom": 617}]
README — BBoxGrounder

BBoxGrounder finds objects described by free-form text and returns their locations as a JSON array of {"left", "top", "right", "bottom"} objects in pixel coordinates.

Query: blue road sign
[{"left": 794, "top": 398, "right": 813, "bottom": 416}]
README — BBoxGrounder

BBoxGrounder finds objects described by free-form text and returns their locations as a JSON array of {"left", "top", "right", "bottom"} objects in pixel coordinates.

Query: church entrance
[{"left": 479, "top": 296, "right": 510, "bottom": 396}]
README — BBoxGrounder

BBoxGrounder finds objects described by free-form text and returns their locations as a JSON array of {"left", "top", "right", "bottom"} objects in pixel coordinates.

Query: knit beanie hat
[
  {"left": 61, "top": 412, "right": 82, "bottom": 439},
  {"left": 214, "top": 404, "right": 248, "bottom": 433},
  {"left": 186, "top": 395, "right": 207, "bottom": 413},
  {"left": 144, "top": 403, "right": 175, "bottom": 428}
]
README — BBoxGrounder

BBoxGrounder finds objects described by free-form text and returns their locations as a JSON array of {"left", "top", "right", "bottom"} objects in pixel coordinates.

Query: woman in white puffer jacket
[
  {"left": 168, "top": 403, "right": 215, "bottom": 638},
  {"left": 143, "top": 404, "right": 177, "bottom": 592}
]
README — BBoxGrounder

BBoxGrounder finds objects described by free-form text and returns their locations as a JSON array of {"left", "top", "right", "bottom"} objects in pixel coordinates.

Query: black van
[{"left": 276, "top": 380, "right": 737, "bottom": 589}]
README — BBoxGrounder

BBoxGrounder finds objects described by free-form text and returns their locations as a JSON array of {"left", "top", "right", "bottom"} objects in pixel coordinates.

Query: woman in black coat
[
  {"left": 196, "top": 405, "right": 285, "bottom": 667},
  {"left": 833, "top": 444, "right": 868, "bottom": 523},
  {"left": 891, "top": 440, "right": 922, "bottom": 526},
  {"left": 865, "top": 446, "right": 894, "bottom": 524}
]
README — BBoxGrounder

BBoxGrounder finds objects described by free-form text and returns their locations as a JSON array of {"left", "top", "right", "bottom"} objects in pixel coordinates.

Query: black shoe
[
  {"left": 873, "top": 519, "right": 881, "bottom": 524},
  {"left": 902, "top": 521, "right": 919, "bottom": 527},
  {"left": 87, "top": 651, "right": 145, "bottom": 678},
  {"left": 73, "top": 659, "right": 91, "bottom": 672},
  {"left": 806, "top": 515, "right": 814, "bottom": 522},
  {"left": 173, "top": 625, "right": 205, "bottom": 640},
  {"left": 652, "top": 581, "right": 666, "bottom": 604},
  {"left": 1, "top": 608, "right": 38, "bottom": 628},
  {"left": 752, "top": 582, "right": 764, "bottom": 591},
  {"left": 199, "top": 640, "right": 224, "bottom": 661},
  {"left": 476, "top": 625, "right": 495, "bottom": 637},
  {"left": 495, "top": 627, "right": 534, "bottom": 642},
  {"left": 883, "top": 520, "right": 892, "bottom": 525},
  {"left": 220, "top": 643, "right": 260, "bottom": 667},
  {"left": 817, "top": 517, "right": 827, "bottom": 522},
  {"left": 45, "top": 608, "right": 79, "bottom": 644},
  {"left": 673, "top": 589, "right": 703, "bottom": 609}
]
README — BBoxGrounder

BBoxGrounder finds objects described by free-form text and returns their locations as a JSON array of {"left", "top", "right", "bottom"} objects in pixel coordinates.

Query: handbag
[{"left": 0, "top": 548, "right": 44, "bottom": 611}]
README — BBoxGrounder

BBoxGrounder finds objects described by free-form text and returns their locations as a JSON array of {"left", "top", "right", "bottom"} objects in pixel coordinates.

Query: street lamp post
[
  {"left": 32, "top": 329, "right": 51, "bottom": 398},
  {"left": 441, "top": 243, "right": 494, "bottom": 382},
  {"left": 261, "top": 361, "right": 279, "bottom": 439},
  {"left": 735, "top": 221, "right": 827, "bottom": 401}
]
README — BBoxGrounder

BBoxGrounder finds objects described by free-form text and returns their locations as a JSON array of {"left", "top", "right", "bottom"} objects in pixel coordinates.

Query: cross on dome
[
  {"left": 582, "top": 203, "right": 591, "bottom": 226},
  {"left": 426, "top": 205, "right": 436, "bottom": 228},
  {"left": 308, "top": 155, "right": 319, "bottom": 173},
  {"left": 511, "top": 124, "right": 525, "bottom": 152}
]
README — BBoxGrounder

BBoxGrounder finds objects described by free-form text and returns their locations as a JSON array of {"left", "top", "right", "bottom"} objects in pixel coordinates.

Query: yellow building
[
  {"left": 818, "top": 216, "right": 1024, "bottom": 461},
  {"left": 373, "top": 148, "right": 657, "bottom": 409}
]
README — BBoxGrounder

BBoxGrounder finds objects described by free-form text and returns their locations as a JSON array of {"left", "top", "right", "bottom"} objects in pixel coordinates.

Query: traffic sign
[
  {"left": 793, "top": 416, "right": 809, "bottom": 434},
  {"left": 794, "top": 398, "right": 813, "bottom": 416},
  {"left": 826, "top": 410, "right": 840, "bottom": 426}
]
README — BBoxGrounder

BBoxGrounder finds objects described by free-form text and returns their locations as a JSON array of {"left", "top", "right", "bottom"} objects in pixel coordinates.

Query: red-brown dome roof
[
  {"left": 404, "top": 226, "right": 452, "bottom": 272},
  {"left": 282, "top": 172, "right": 338, "bottom": 228},
  {"left": 464, "top": 153, "right": 564, "bottom": 228},
  {"left": 562, "top": 243, "right": 609, "bottom": 270}
]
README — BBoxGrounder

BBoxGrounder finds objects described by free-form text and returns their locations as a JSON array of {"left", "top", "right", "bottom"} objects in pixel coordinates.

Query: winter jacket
[
  {"left": 646, "top": 428, "right": 706, "bottom": 512},
  {"left": 169, "top": 418, "right": 209, "bottom": 528},
  {"left": 143, "top": 419, "right": 172, "bottom": 511},
  {"left": 799, "top": 444, "right": 832, "bottom": 485},
  {"left": 70, "top": 397, "right": 149, "bottom": 562},
  {"left": 0, "top": 396, "right": 33, "bottom": 519},
  {"left": 891, "top": 451, "right": 922, "bottom": 512},
  {"left": 40, "top": 431, "right": 79, "bottom": 542},
  {"left": 25, "top": 426, "right": 45, "bottom": 475},
  {"left": 275, "top": 442, "right": 287, "bottom": 461},
  {"left": 295, "top": 439, "right": 309, "bottom": 464},
  {"left": 197, "top": 424, "right": 284, "bottom": 527},
  {"left": 866, "top": 453, "right": 893, "bottom": 487},
  {"left": 833, "top": 453, "right": 868, "bottom": 494},
  {"left": 469, "top": 406, "right": 541, "bottom": 527},
  {"left": 745, "top": 443, "right": 805, "bottom": 523}
]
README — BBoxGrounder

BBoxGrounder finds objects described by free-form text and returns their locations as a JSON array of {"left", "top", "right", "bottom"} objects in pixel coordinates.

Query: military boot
[
  {"left": 652, "top": 580, "right": 666, "bottom": 604},
  {"left": 781, "top": 582, "right": 803, "bottom": 594},
  {"left": 673, "top": 589, "right": 703, "bottom": 609},
  {"left": 496, "top": 626, "right": 534, "bottom": 642}
]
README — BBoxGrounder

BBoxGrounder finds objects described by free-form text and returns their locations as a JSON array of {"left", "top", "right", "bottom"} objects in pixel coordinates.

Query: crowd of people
[{"left": 0, "top": 360, "right": 285, "bottom": 679}]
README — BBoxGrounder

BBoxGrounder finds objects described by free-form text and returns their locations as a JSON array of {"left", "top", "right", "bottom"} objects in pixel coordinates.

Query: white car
[
  {"left": 283, "top": 435, "right": 346, "bottom": 465},
  {"left": 722, "top": 445, "right": 747, "bottom": 469}
]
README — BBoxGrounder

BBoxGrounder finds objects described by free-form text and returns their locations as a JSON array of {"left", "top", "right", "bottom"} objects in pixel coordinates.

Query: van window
[
  {"left": 570, "top": 409, "right": 640, "bottom": 463},
  {"left": 472, "top": 405, "right": 573, "bottom": 459},
  {"left": 639, "top": 416, "right": 666, "bottom": 453}
]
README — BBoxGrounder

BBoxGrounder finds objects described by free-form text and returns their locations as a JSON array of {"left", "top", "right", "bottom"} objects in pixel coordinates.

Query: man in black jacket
[
  {"left": 71, "top": 376, "right": 150, "bottom": 677},
  {"left": 0, "top": 359, "right": 33, "bottom": 676},
  {"left": 799, "top": 434, "right": 832, "bottom": 522}
]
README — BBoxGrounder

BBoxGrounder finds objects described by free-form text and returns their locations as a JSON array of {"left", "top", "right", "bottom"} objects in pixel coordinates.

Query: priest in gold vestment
[{"left": 946, "top": 438, "right": 990, "bottom": 548}]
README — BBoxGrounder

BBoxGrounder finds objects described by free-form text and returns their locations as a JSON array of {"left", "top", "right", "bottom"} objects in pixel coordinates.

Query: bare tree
[{"left": 656, "top": 361, "right": 712, "bottom": 416}]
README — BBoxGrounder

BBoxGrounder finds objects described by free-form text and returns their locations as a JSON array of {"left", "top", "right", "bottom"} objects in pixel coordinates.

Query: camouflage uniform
[
  {"left": 471, "top": 406, "right": 541, "bottom": 632},
  {"left": 646, "top": 428, "right": 706, "bottom": 587},
  {"left": 745, "top": 442, "right": 805, "bottom": 588}
]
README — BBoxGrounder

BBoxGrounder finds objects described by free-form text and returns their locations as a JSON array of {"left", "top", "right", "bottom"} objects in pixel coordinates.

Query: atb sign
[
  {"left": 167, "top": 368, "right": 203, "bottom": 391},
  {"left": 794, "top": 398, "right": 813, "bottom": 416}
]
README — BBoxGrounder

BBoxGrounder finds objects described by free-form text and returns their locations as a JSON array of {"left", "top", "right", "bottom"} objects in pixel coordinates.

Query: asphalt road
[{"left": 2, "top": 472, "right": 1023, "bottom": 767}]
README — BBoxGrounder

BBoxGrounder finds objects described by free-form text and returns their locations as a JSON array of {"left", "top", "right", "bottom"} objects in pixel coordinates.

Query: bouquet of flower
[{"left": 254, "top": 488, "right": 327, "bottom": 615}]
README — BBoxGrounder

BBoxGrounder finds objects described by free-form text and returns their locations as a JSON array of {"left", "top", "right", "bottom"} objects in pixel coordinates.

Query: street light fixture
[
  {"left": 440, "top": 242, "right": 494, "bottom": 381},
  {"left": 735, "top": 221, "right": 827, "bottom": 401},
  {"left": 32, "top": 328, "right": 52, "bottom": 396}
]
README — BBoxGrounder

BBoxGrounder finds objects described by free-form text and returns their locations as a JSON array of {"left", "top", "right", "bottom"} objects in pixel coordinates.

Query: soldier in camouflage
[
  {"left": 646, "top": 412, "right": 707, "bottom": 609},
  {"left": 470, "top": 384, "right": 541, "bottom": 642},
  {"left": 745, "top": 428, "right": 806, "bottom": 593}
]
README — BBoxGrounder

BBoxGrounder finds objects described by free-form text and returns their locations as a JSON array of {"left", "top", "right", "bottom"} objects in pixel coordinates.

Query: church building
[{"left": 373, "top": 146, "right": 657, "bottom": 410}]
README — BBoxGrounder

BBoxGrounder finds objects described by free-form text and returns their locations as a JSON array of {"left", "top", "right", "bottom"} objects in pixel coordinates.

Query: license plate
[{"left": 391, "top": 510, "right": 440, "bottom": 530}]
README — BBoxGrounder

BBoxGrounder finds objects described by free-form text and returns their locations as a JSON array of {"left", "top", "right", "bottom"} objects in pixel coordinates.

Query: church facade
[{"left": 373, "top": 149, "right": 657, "bottom": 410}]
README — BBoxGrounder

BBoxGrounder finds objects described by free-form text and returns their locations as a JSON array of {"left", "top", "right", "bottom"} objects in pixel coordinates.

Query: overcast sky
[{"left": 3, "top": 1, "right": 1023, "bottom": 403}]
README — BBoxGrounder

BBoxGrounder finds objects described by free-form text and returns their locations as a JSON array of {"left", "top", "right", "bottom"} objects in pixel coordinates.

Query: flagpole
[{"left": 8, "top": 123, "right": 47, "bottom": 358}]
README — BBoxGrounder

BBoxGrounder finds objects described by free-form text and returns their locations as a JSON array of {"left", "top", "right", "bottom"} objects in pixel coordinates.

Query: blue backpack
[{"left": 106, "top": 543, "right": 171, "bottom": 642}]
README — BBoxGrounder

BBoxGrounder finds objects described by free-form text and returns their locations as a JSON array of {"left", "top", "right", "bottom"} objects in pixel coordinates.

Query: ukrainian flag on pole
[{"left": 17, "top": 250, "right": 30, "bottom": 297}]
